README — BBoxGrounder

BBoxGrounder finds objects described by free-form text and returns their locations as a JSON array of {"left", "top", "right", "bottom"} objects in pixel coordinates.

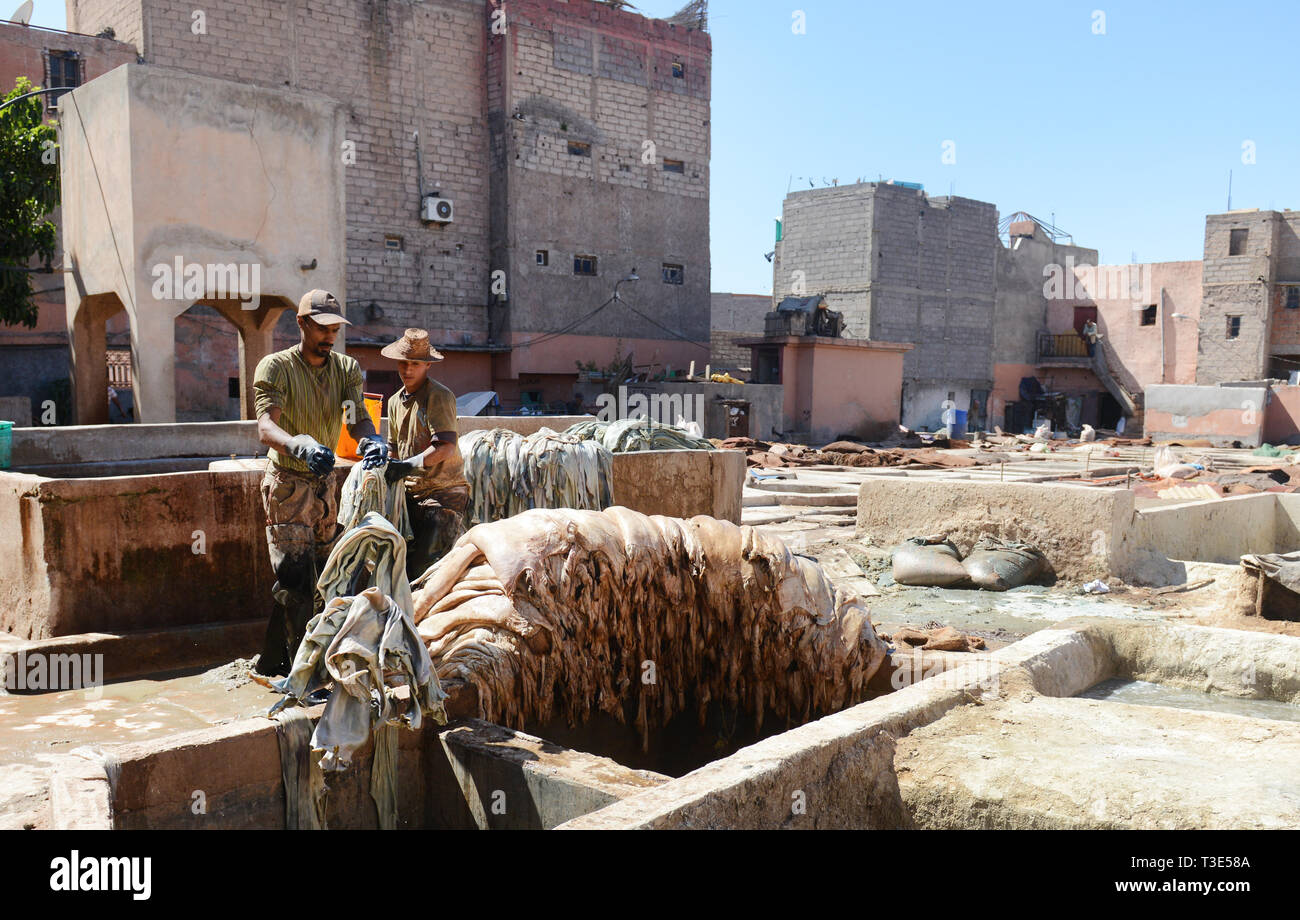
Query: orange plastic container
[{"left": 336, "top": 392, "right": 384, "bottom": 460}]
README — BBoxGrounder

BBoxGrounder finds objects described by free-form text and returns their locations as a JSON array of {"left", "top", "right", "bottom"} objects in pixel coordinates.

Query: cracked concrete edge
[{"left": 49, "top": 754, "right": 114, "bottom": 831}]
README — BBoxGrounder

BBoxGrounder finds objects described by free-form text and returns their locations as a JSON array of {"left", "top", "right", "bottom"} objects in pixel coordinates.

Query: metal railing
[
  {"left": 107, "top": 350, "right": 132, "bottom": 389},
  {"left": 1036, "top": 331, "right": 1090, "bottom": 360}
]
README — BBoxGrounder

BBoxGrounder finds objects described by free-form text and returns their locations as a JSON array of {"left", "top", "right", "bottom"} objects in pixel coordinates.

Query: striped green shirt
[{"left": 254, "top": 346, "right": 364, "bottom": 473}]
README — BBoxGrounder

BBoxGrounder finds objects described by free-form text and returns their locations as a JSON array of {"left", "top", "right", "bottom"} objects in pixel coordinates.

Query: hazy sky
[{"left": 26, "top": 0, "right": 1300, "bottom": 296}]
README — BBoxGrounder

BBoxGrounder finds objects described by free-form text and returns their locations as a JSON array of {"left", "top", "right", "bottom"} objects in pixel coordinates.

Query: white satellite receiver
[{"left": 10, "top": 0, "right": 34, "bottom": 24}]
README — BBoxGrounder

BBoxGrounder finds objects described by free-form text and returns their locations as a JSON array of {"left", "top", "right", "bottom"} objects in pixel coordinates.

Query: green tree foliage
[{"left": 0, "top": 77, "right": 59, "bottom": 328}]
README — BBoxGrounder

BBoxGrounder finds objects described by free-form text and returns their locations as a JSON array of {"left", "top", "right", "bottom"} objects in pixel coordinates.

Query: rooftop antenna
[
  {"left": 1227, "top": 169, "right": 1233, "bottom": 211},
  {"left": 9, "top": 0, "right": 33, "bottom": 24}
]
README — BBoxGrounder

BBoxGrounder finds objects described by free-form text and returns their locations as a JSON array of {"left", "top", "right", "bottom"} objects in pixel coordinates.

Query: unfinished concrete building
[
  {"left": 1196, "top": 209, "right": 1300, "bottom": 385},
  {"left": 52, "top": 0, "right": 710, "bottom": 419},
  {"left": 772, "top": 181, "right": 998, "bottom": 431}
]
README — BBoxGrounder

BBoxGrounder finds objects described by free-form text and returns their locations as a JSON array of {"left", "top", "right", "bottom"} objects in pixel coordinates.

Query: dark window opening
[
  {"left": 1287, "top": 288, "right": 1300, "bottom": 310},
  {"left": 574, "top": 255, "right": 598, "bottom": 276},
  {"left": 662, "top": 263, "right": 684, "bottom": 285},
  {"left": 46, "top": 50, "right": 81, "bottom": 108},
  {"left": 671, "top": 61, "right": 685, "bottom": 79},
  {"left": 1227, "top": 315, "right": 1242, "bottom": 339},
  {"left": 227, "top": 377, "right": 240, "bottom": 399},
  {"left": 536, "top": 250, "right": 548, "bottom": 266},
  {"left": 663, "top": 158, "right": 685, "bottom": 174},
  {"left": 1140, "top": 304, "right": 1157, "bottom": 326},
  {"left": 568, "top": 141, "right": 591, "bottom": 157},
  {"left": 1229, "top": 228, "right": 1249, "bottom": 256}
]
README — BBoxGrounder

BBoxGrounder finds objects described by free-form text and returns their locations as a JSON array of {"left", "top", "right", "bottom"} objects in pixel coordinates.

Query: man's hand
[
  {"left": 358, "top": 435, "right": 389, "bottom": 470},
  {"left": 286, "top": 434, "right": 336, "bottom": 477},
  {"left": 384, "top": 457, "right": 420, "bottom": 484}
]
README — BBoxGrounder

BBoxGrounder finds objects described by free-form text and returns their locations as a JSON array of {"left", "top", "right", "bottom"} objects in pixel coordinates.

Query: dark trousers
[{"left": 406, "top": 487, "right": 470, "bottom": 583}]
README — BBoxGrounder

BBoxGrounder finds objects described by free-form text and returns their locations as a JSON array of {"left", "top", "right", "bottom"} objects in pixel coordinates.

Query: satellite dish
[{"left": 10, "top": 0, "right": 33, "bottom": 24}]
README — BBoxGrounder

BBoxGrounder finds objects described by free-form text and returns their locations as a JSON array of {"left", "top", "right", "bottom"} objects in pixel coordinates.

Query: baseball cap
[{"left": 297, "top": 289, "right": 351, "bottom": 326}]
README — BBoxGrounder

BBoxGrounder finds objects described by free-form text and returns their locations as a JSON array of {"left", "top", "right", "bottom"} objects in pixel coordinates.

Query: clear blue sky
[{"left": 29, "top": 0, "right": 1300, "bottom": 295}]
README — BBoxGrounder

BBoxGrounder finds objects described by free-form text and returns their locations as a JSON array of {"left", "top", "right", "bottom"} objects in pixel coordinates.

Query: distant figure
[{"left": 1081, "top": 319, "right": 1099, "bottom": 357}]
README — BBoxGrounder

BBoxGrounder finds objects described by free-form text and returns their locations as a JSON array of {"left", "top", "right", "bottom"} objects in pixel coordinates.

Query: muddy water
[
  {"left": 866, "top": 585, "right": 1163, "bottom": 645},
  {"left": 1078, "top": 678, "right": 1300, "bottom": 724},
  {"left": 0, "top": 665, "right": 278, "bottom": 766}
]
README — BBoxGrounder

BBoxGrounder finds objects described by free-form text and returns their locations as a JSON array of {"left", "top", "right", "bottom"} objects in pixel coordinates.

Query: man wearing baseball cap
[
  {"left": 379, "top": 328, "right": 470, "bottom": 581},
  {"left": 250, "top": 289, "right": 389, "bottom": 676}
]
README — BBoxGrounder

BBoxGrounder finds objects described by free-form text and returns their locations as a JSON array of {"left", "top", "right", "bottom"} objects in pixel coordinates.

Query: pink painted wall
[
  {"left": 503, "top": 332, "right": 707, "bottom": 380},
  {"left": 1145, "top": 407, "right": 1263, "bottom": 443},
  {"left": 1049, "top": 260, "right": 1203, "bottom": 391},
  {"left": 776, "top": 337, "right": 908, "bottom": 442},
  {"left": 1265, "top": 385, "right": 1300, "bottom": 444},
  {"left": 990, "top": 362, "right": 1035, "bottom": 430}
]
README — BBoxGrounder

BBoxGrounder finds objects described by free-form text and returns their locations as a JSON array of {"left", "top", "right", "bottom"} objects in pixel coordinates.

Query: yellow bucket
[{"left": 336, "top": 393, "right": 384, "bottom": 460}]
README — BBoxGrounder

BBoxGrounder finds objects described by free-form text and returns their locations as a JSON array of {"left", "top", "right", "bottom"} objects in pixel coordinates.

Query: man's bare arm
[
  {"left": 257, "top": 406, "right": 296, "bottom": 452},
  {"left": 408, "top": 430, "right": 458, "bottom": 468}
]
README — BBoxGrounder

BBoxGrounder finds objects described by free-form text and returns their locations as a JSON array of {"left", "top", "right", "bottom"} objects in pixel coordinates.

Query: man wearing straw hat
[{"left": 380, "top": 328, "right": 470, "bottom": 581}]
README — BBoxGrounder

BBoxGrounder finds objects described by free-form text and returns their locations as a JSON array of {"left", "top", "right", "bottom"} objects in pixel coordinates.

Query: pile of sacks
[
  {"left": 459, "top": 427, "right": 614, "bottom": 525},
  {"left": 410, "top": 506, "right": 889, "bottom": 748},
  {"left": 891, "top": 535, "right": 1047, "bottom": 592}
]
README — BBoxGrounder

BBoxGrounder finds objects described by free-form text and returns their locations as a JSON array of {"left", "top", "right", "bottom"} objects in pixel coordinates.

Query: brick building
[
  {"left": 1196, "top": 209, "right": 1300, "bottom": 384},
  {"left": 709, "top": 291, "right": 769, "bottom": 372},
  {"left": 0, "top": 21, "right": 136, "bottom": 422},
  {"left": 46, "top": 0, "right": 710, "bottom": 417},
  {"left": 772, "top": 181, "right": 999, "bottom": 429}
]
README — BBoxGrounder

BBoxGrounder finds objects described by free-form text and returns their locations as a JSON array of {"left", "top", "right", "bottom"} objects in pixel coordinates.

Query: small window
[
  {"left": 228, "top": 377, "right": 240, "bottom": 399},
  {"left": 384, "top": 235, "right": 403, "bottom": 251},
  {"left": 1227, "top": 315, "right": 1242, "bottom": 339},
  {"left": 671, "top": 61, "right": 685, "bottom": 79},
  {"left": 46, "top": 50, "right": 81, "bottom": 108},
  {"left": 1229, "top": 228, "right": 1249, "bottom": 256},
  {"left": 568, "top": 141, "right": 592, "bottom": 157},
  {"left": 663, "top": 158, "right": 685, "bottom": 174},
  {"left": 1140, "top": 304, "right": 1157, "bottom": 326},
  {"left": 1287, "top": 288, "right": 1300, "bottom": 310},
  {"left": 536, "top": 250, "right": 549, "bottom": 266},
  {"left": 662, "top": 263, "right": 684, "bottom": 285},
  {"left": 574, "top": 255, "right": 598, "bottom": 276}
]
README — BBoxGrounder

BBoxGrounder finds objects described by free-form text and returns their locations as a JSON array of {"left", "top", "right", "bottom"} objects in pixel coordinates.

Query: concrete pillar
[
  {"left": 128, "top": 300, "right": 178, "bottom": 424},
  {"left": 212, "top": 298, "right": 290, "bottom": 420},
  {"left": 68, "top": 294, "right": 122, "bottom": 426}
]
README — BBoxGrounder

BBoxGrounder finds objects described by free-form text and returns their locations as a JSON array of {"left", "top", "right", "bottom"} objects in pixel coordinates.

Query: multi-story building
[
  {"left": 1196, "top": 209, "right": 1300, "bottom": 385},
  {"left": 0, "top": 20, "right": 137, "bottom": 423},
  {"left": 772, "top": 181, "right": 999, "bottom": 429},
  {"left": 36, "top": 0, "right": 710, "bottom": 418}
]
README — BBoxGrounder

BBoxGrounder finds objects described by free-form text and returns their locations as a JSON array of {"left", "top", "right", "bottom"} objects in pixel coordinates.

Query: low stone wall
[
  {"left": 92, "top": 716, "right": 664, "bottom": 830},
  {"left": 1144, "top": 384, "right": 1268, "bottom": 447},
  {"left": 1131, "top": 493, "right": 1282, "bottom": 566},
  {"left": 611, "top": 449, "right": 744, "bottom": 523},
  {"left": 10, "top": 417, "right": 597, "bottom": 473},
  {"left": 854, "top": 477, "right": 1139, "bottom": 583},
  {"left": 0, "top": 468, "right": 273, "bottom": 639},
  {"left": 2, "top": 445, "right": 742, "bottom": 639}
]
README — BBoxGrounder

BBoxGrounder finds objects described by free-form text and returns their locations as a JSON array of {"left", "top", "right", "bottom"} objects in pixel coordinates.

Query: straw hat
[
  {"left": 381, "top": 328, "right": 444, "bottom": 362},
  {"left": 297, "top": 289, "right": 351, "bottom": 326}
]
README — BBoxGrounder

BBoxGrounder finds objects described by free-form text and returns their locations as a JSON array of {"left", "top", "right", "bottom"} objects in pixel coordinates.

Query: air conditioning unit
[{"left": 422, "top": 195, "right": 453, "bottom": 223}]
